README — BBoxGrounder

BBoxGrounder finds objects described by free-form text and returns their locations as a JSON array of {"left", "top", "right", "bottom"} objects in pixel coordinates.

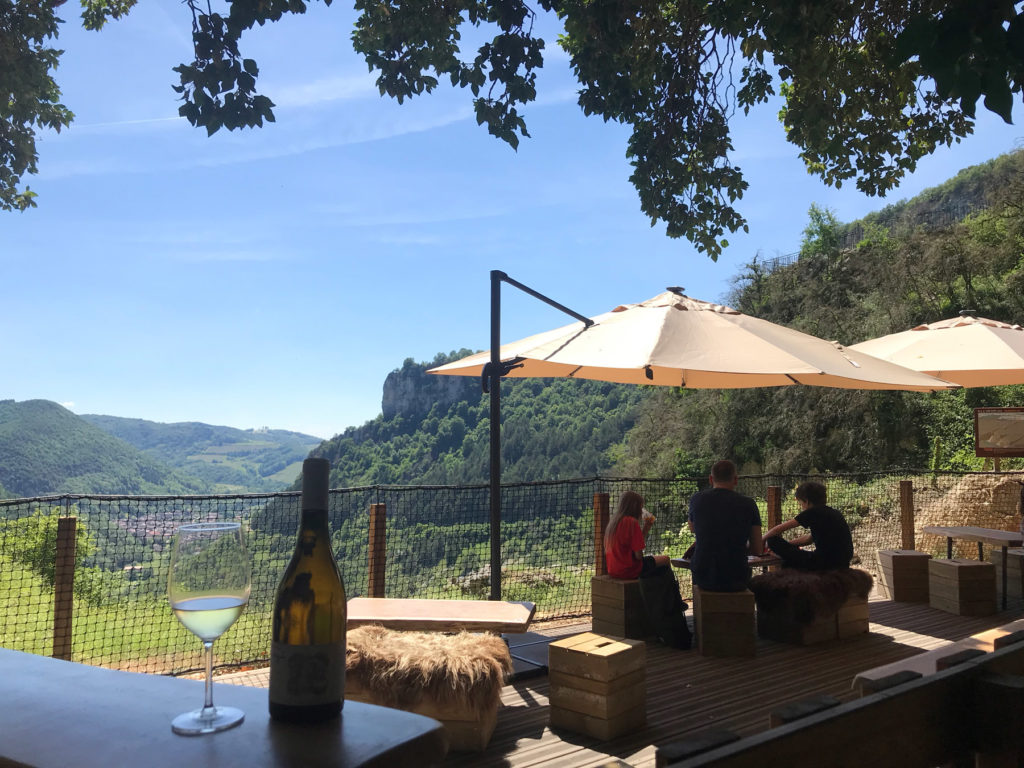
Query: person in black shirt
[
  {"left": 688, "top": 460, "right": 763, "bottom": 592},
  {"left": 763, "top": 481, "right": 853, "bottom": 571}
]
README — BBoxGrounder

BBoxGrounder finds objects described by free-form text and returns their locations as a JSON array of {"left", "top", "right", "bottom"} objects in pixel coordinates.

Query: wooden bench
[
  {"left": 663, "top": 639, "right": 1024, "bottom": 767},
  {"left": 347, "top": 597, "right": 536, "bottom": 634},
  {"left": 853, "top": 617, "right": 1024, "bottom": 695}
]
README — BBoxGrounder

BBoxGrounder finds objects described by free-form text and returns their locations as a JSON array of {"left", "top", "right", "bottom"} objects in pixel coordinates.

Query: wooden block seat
[
  {"left": 345, "top": 625, "right": 513, "bottom": 752},
  {"left": 928, "top": 558, "right": 996, "bottom": 616},
  {"left": 750, "top": 568, "right": 873, "bottom": 646},
  {"left": 693, "top": 587, "right": 755, "bottom": 657},
  {"left": 548, "top": 632, "right": 647, "bottom": 740},
  {"left": 591, "top": 574, "right": 654, "bottom": 639},
  {"left": 877, "top": 549, "right": 931, "bottom": 602},
  {"left": 986, "top": 547, "right": 1024, "bottom": 599}
]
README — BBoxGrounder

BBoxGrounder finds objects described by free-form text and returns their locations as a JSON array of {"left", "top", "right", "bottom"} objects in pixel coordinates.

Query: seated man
[
  {"left": 764, "top": 481, "right": 853, "bottom": 571},
  {"left": 688, "top": 459, "right": 763, "bottom": 592}
]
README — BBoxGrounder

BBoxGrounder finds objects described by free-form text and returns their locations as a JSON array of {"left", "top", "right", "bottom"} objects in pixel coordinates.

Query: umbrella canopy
[
  {"left": 429, "top": 289, "right": 958, "bottom": 391},
  {"left": 848, "top": 315, "right": 1024, "bottom": 388}
]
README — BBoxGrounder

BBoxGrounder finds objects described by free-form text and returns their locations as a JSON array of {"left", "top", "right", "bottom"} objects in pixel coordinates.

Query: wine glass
[{"left": 168, "top": 521, "right": 251, "bottom": 735}]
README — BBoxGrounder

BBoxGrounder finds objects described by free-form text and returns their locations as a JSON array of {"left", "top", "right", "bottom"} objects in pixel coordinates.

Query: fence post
[
  {"left": 766, "top": 486, "right": 782, "bottom": 531},
  {"left": 594, "top": 493, "right": 609, "bottom": 576},
  {"left": 900, "top": 480, "right": 915, "bottom": 551},
  {"left": 368, "top": 503, "right": 387, "bottom": 597},
  {"left": 53, "top": 516, "right": 76, "bottom": 661}
]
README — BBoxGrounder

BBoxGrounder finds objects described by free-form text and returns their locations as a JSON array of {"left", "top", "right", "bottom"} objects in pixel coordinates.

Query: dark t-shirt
[
  {"left": 795, "top": 505, "right": 854, "bottom": 569},
  {"left": 688, "top": 488, "right": 761, "bottom": 592}
]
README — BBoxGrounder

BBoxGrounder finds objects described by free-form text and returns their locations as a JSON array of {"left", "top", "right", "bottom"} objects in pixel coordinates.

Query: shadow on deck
[
  {"left": 444, "top": 594, "right": 1024, "bottom": 768},
  {"left": 217, "top": 594, "right": 1024, "bottom": 767}
]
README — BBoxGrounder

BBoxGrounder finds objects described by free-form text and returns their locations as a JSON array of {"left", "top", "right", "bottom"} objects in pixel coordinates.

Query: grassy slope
[{"left": 82, "top": 415, "right": 319, "bottom": 493}]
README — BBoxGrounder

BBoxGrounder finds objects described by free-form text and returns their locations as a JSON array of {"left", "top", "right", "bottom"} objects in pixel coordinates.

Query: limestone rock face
[{"left": 381, "top": 358, "right": 480, "bottom": 422}]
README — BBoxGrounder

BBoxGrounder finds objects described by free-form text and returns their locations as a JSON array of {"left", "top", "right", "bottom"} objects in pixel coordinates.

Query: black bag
[{"left": 638, "top": 564, "right": 692, "bottom": 650}]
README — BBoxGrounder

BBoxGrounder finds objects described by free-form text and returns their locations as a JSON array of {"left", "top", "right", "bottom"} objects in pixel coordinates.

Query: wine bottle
[{"left": 268, "top": 457, "right": 347, "bottom": 722}]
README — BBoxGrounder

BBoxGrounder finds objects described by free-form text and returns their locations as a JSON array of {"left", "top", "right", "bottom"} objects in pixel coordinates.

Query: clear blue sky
[{"left": 3, "top": 0, "right": 1023, "bottom": 439}]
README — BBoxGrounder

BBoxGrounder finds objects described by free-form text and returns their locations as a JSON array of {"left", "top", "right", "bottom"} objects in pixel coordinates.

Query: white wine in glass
[{"left": 168, "top": 521, "right": 251, "bottom": 736}]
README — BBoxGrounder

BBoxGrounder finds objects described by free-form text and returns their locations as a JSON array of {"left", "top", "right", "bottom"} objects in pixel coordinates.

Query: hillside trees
[
  {"left": 7, "top": 1, "right": 1024, "bottom": 256},
  {"left": 313, "top": 355, "right": 648, "bottom": 487},
  {"left": 0, "top": 400, "right": 211, "bottom": 496},
  {"left": 615, "top": 154, "right": 1024, "bottom": 474},
  {"left": 0, "top": 507, "right": 124, "bottom": 603}
]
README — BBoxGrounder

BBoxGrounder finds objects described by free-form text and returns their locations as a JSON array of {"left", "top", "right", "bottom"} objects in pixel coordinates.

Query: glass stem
[{"left": 201, "top": 640, "right": 216, "bottom": 720}]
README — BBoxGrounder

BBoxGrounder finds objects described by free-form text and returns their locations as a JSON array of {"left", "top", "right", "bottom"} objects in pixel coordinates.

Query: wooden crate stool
[
  {"left": 756, "top": 598, "right": 837, "bottom": 645},
  {"left": 693, "top": 587, "right": 755, "bottom": 657},
  {"left": 929, "top": 558, "right": 996, "bottom": 616},
  {"left": 836, "top": 593, "right": 870, "bottom": 638},
  {"left": 751, "top": 568, "right": 874, "bottom": 646},
  {"left": 591, "top": 575, "right": 654, "bottom": 639},
  {"left": 986, "top": 547, "right": 1024, "bottom": 600},
  {"left": 877, "top": 549, "right": 931, "bottom": 602},
  {"left": 548, "top": 632, "right": 646, "bottom": 740},
  {"left": 344, "top": 625, "right": 512, "bottom": 752}
]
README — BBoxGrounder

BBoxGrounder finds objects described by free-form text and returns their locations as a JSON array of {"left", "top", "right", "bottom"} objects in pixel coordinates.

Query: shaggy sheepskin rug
[
  {"left": 750, "top": 568, "right": 874, "bottom": 625},
  {"left": 346, "top": 625, "right": 513, "bottom": 710}
]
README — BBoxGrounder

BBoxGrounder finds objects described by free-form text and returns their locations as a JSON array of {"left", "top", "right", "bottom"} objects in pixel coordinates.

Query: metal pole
[
  {"left": 486, "top": 270, "right": 593, "bottom": 602},
  {"left": 489, "top": 270, "right": 502, "bottom": 601}
]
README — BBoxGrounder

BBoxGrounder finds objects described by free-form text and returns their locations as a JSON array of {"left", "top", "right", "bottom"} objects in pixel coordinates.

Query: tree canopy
[{"left": 5, "top": 0, "right": 1024, "bottom": 256}]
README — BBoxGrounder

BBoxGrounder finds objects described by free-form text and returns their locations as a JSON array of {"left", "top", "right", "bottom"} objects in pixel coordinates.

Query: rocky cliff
[{"left": 381, "top": 353, "right": 480, "bottom": 423}]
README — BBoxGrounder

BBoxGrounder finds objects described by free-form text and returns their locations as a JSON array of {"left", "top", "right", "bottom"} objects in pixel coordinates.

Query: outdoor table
[
  {"left": 922, "top": 525, "right": 1024, "bottom": 609},
  {"left": 0, "top": 647, "right": 447, "bottom": 768},
  {"left": 670, "top": 553, "right": 782, "bottom": 572},
  {"left": 347, "top": 597, "right": 536, "bottom": 634}
]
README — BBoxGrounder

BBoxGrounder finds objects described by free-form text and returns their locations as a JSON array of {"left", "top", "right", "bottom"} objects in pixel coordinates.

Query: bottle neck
[{"left": 300, "top": 509, "right": 330, "bottom": 531}]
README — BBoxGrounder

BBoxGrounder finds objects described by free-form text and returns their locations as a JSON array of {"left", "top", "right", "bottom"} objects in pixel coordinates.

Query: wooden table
[
  {"left": 923, "top": 525, "right": 1024, "bottom": 609},
  {"left": 347, "top": 597, "right": 536, "bottom": 633},
  {"left": 0, "top": 648, "right": 447, "bottom": 768},
  {"left": 670, "top": 553, "right": 782, "bottom": 571}
]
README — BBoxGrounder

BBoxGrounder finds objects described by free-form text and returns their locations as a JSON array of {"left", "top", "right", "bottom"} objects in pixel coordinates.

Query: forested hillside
[
  {"left": 0, "top": 400, "right": 210, "bottom": 496},
  {"left": 82, "top": 415, "right": 320, "bottom": 492},
  {"left": 615, "top": 151, "right": 1024, "bottom": 477},
  {"left": 7, "top": 153, "right": 1023, "bottom": 497},
  {"left": 313, "top": 352, "right": 649, "bottom": 487}
]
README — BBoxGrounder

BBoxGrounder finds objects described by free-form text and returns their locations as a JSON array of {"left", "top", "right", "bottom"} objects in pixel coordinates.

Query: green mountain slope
[
  {"left": 313, "top": 352, "right": 650, "bottom": 487},
  {"left": 81, "top": 415, "right": 320, "bottom": 492},
  {"left": 0, "top": 400, "right": 211, "bottom": 496}
]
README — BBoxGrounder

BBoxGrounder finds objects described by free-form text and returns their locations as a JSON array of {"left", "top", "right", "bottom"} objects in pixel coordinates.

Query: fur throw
[
  {"left": 346, "top": 625, "right": 513, "bottom": 710},
  {"left": 750, "top": 568, "right": 874, "bottom": 625}
]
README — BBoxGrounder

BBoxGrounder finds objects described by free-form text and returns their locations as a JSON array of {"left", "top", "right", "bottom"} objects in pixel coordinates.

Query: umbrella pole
[
  {"left": 486, "top": 270, "right": 594, "bottom": 601},
  {"left": 489, "top": 271, "right": 502, "bottom": 601}
]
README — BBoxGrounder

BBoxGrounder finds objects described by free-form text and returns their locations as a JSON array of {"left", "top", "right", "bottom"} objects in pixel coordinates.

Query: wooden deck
[{"left": 220, "top": 593, "right": 1024, "bottom": 767}]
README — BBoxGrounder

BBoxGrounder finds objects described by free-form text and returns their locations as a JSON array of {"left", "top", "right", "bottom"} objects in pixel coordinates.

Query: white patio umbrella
[
  {"left": 429, "top": 289, "right": 959, "bottom": 391},
  {"left": 848, "top": 314, "right": 1024, "bottom": 388}
]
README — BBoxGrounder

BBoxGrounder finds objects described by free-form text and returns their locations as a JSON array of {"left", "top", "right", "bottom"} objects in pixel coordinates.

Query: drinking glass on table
[{"left": 168, "top": 521, "right": 251, "bottom": 735}]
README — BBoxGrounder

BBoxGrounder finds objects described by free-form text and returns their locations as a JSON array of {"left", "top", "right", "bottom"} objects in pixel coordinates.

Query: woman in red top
[{"left": 604, "top": 490, "right": 670, "bottom": 579}]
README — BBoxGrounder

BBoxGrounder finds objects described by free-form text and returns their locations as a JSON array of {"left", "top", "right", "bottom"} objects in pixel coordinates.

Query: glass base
[{"left": 171, "top": 705, "right": 245, "bottom": 736}]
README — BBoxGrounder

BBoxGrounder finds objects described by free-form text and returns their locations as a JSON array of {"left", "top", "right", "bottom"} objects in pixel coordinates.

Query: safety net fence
[{"left": 0, "top": 470, "right": 1020, "bottom": 675}]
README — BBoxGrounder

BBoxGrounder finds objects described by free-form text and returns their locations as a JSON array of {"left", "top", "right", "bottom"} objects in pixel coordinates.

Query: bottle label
[{"left": 269, "top": 640, "right": 345, "bottom": 706}]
